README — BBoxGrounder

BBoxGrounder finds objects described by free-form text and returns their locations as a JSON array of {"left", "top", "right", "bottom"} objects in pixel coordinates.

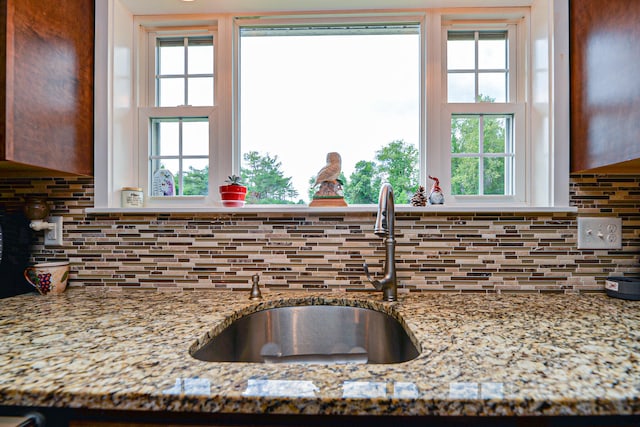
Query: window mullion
[
  {"left": 183, "top": 37, "right": 189, "bottom": 106},
  {"left": 507, "top": 24, "right": 517, "bottom": 103},
  {"left": 148, "top": 32, "right": 158, "bottom": 107},
  {"left": 178, "top": 119, "right": 184, "bottom": 196},
  {"left": 478, "top": 114, "right": 485, "bottom": 195},
  {"left": 474, "top": 31, "right": 479, "bottom": 102}
]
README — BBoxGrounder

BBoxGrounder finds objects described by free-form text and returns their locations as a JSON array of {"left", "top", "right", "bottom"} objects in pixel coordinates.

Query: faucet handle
[
  {"left": 363, "top": 263, "right": 382, "bottom": 290},
  {"left": 249, "top": 274, "right": 263, "bottom": 300}
]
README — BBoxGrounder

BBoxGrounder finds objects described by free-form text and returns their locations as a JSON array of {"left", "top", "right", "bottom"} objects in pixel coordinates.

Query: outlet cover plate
[
  {"left": 44, "top": 216, "right": 63, "bottom": 246},
  {"left": 577, "top": 217, "right": 622, "bottom": 250}
]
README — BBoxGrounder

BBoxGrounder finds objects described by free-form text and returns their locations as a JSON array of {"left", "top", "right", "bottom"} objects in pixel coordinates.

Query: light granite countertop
[{"left": 1, "top": 288, "right": 640, "bottom": 418}]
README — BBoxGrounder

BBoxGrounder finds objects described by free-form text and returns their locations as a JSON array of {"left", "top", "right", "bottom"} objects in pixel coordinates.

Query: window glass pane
[
  {"left": 447, "top": 33, "right": 475, "bottom": 70},
  {"left": 182, "top": 159, "right": 209, "bottom": 196},
  {"left": 155, "top": 120, "right": 179, "bottom": 156},
  {"left": 451, "top": 114, "right": 514, "bottom": 196},
  {"left": 161, "top": 158, "right": 179, "bottom": 173},
  {"left": 182, "top": 120, "right": 209, "bottom": 156},
  {"left": 188, "top": 77, "right": 214, "bottom": 106},
  {"left": 447, "top": 30, "right": 509, "bottom": 104},
  {"left": 483, "top": 116, "right": 508, "bottom": 154},
  {"left": 157, "top": 36, "right": 214, "bottom": 107},
  {"left": 451, "top": 116, "right": 479, "bottom": 153},
  {"left": 451, "top": 157, "right": 479, "bottom": 195},
  {"left": 159, "top": 78, "right": 185, "bottom": 107},
  {"left": 150, "top": 117, "right": 210, "bottom": 197},
  {"left": 478, "top": 32, "right": 506, "bottom": 70},
  {"left": 484, "top": 157, "right": 505, "bottom": 195},
  {"left": 158, "top": 42, "right": 184, "bottom": 75},
  {"left": 240, "top": 24, "right": 420, "bottom": 205},
  {"left": 188, "top": 43, "right": 214, "bottom": 75},
  {"left": 478, "top": 72, "right": 506, "bottom": 102},
  {"left": 448, "top": 73, "right": 475, "bottom": 103}
]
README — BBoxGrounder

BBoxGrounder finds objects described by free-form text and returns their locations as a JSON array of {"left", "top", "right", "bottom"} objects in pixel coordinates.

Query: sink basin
[{"left": 190, "top": 305, "right": 419, "bottom": 364}]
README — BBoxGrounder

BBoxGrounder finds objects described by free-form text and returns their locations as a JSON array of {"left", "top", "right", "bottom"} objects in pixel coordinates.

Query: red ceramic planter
[{"left": 219, "top": 185, "right": 248, "bottom": 207}]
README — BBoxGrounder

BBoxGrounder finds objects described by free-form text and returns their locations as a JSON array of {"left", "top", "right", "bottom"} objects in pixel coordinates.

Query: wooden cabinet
[
  {"left": 0, "top": 0, "right": 93, "bottom": 176},
  {"left": 570, "top": 0, "right": 640, "bottom": 173}
]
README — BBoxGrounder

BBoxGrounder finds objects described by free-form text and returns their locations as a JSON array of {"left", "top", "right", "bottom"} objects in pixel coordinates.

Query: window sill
[{"left": 85, "top": 204, "right": 578, "bottom": 215}]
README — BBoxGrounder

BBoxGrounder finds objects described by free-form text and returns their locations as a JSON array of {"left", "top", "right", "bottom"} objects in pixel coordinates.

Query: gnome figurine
[{"left": 428, "top": 175, "right": 444, "bottom": 205}]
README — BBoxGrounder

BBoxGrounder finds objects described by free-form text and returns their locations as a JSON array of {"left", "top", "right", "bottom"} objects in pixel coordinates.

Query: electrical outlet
[
  {"left": 577, "top": 217, "right": 622, "bottom": 249},
  {"left": 44, "top": 216, "right": 63, "bottom": 246}
]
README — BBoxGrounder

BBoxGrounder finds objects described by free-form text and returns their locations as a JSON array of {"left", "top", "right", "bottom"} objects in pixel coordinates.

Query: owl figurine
[
  {"left": 314, "top": 152, "right": 342, "bottom": 187},
  {"left": 310, "top": 152, "right": 347, "bottom": 206}
]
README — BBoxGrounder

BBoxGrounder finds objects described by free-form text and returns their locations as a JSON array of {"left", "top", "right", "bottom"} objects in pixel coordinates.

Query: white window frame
[
  {"left": 233, "top": 14, "right": 426, "bottom": 205},
  {"left": 93, "top": 0, "right": 570, "bottom": 212},
  {"left": 136, "top": 26, "right": 218, "bottom": 207},
  {"left": 138, "top": 106, "right": 217, "bottom": 207},
  {"left": 443, "top": 104, "right": 526, "bottom": 202},
  {"left": 439, "top": 22, "right": 527, "bottom": 203}
]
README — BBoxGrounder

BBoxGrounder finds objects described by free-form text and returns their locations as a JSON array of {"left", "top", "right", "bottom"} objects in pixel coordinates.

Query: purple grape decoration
[{"left": 37, "top": 272, "right": 52, "bottom": 294}]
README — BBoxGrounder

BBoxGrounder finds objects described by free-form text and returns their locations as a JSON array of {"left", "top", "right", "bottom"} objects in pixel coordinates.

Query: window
[
  {"left": 442, "top": 27, "right": 525, "bottom": 202},
  {"left": 139, "top": 32, "right": 215, "bottom": 201},
  {"left": 95, "top": 1, "right": 570, "bottom": 210},
  {"left": 149, "top": 117, "right": 210, "bottom": 196},
  {"left": 450, "top": 114, "right": 514, "bottom": 196},
  {"left": 239, "top": 23, "right": 421, "bottom": 204}
]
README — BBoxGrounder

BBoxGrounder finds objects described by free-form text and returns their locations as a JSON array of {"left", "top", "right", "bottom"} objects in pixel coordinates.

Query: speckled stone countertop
[{"left": 1, "top": 288, "right": 640, "bottom": 417}]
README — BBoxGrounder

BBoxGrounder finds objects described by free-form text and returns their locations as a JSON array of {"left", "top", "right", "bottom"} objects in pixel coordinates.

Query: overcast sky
[{"left": 240, "top": 33, "right": 421, "bottom": 202}]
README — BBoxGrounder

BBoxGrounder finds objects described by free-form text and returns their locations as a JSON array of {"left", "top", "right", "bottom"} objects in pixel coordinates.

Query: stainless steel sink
[{"left": 190, "top": 305, "right": 419, "bottom": 364}]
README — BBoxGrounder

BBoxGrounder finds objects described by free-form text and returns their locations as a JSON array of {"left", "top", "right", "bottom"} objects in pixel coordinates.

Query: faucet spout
[{"left": 363, "top": 183, "right": 398, "bottom": 302}]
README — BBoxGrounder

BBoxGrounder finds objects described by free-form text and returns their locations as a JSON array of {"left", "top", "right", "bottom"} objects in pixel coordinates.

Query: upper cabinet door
[
  {"left": 570, "top": 0, "right": 640, "bottom": 173},
  {"left": 0, "top": 0, "right": 94, "bottom": 177}
]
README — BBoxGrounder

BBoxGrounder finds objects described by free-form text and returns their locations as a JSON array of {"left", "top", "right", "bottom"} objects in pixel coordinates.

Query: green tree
[
  {"left": 375, "top": 140, "right": 419, "bottom": 204},
  {"left": 182, "top": 165, "right": 209, "bottom": 196},
  {"left": 451, "top": 115, "right": 507, "bottom": 196},
  {"left": 482, "top": 116, "right": 506, "bottom": 195},
  {"left": 451, "top": 95, "right": 507, "bottom": 196},
  {"left": 241, "top": 151, "right": 299, "bottom": 204},
  {"left": 451, "top": 116, "right": 479, "bottom": 195},
  {"left": 339, "top": 140, "right": 419, "bottom": 205},
  {"left": 343, "top": 160, "right": 379, "bottom": 204}
]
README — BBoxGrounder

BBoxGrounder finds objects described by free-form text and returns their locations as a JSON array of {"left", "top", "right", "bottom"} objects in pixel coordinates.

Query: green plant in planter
[
  {"left": 220, "top": 174, "right": 248, "bottom": 207},
  {"left": 225, "top": 175, "right": 244, "bottom": 186}
]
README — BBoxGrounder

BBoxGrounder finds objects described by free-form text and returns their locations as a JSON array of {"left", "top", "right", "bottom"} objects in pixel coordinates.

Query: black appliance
[
  {"left": 605, "top": 277, "right": 640, "bottom": 300},
  {"left": 0, "top": 211, "right": 35, "bottom": 298}
]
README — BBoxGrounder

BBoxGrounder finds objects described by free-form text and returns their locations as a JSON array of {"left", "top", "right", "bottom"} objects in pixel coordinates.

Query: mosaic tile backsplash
[{"left": 0, "top": 174, "right": 638, "bottom": 293}]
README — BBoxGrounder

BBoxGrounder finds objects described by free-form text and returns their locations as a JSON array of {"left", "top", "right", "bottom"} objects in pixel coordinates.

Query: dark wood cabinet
[
  {"left": 0, "top": 0, "right": 94, "bottom": 177},
  {"left": 570, "top": 0, "right": 640, "bottom": 173}
]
